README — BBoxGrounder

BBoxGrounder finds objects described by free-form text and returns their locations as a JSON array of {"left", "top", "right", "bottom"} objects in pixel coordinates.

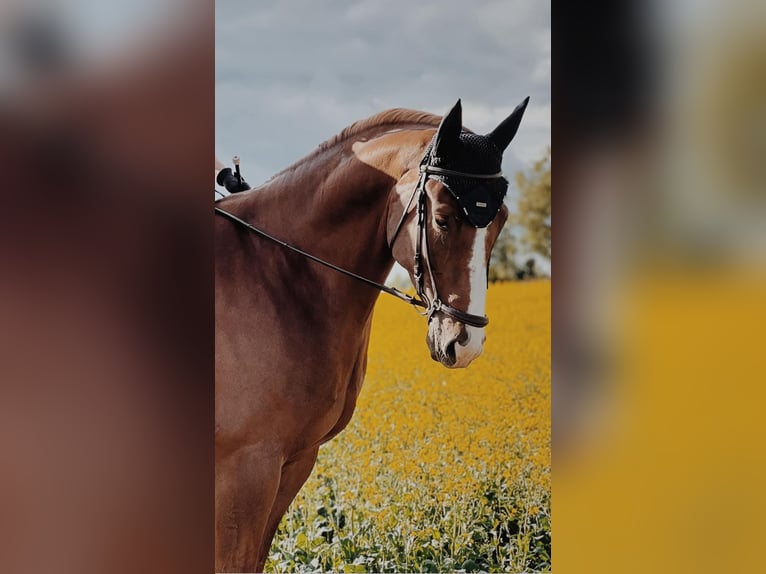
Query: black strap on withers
[{"left": 214, "top": 207, "right": 425, "bottom": 309}]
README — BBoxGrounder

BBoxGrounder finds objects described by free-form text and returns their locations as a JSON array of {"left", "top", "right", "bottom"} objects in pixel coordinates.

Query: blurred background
[
  {"left": 0, "top": 1, "right": 213, "bottom": 573},
  {"left": 555, "top": 1, "right": 766, "bottom": 572}
]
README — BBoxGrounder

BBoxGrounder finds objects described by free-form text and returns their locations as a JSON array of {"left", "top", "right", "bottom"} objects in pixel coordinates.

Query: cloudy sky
[{"left": 215, "top": 0, "right": 550, "bottom": 192}]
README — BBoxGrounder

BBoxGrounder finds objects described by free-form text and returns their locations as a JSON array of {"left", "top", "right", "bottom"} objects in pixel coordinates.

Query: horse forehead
[{"left": 428, "top": 180, "right": 459, "bottom": 207}]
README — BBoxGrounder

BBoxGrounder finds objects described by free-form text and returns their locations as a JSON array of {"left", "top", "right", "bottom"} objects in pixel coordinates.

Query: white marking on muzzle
[{"left": 454, "top": 228, "right": 488, "bottom": 367}]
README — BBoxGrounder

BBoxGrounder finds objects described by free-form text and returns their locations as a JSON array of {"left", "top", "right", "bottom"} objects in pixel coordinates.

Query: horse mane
[
  {"left": 316, "top": 108, "right": 443, "bottom": 153},
  {"left": 264, "top": 109, "right": 443, "bottom": 183}
]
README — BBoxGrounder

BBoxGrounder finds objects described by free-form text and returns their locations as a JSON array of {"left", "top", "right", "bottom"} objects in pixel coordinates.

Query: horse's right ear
[
  {"left": 487, "top": 96, "right": 529, "bottom": 152},
  {"left": 433, "top": 99, "right": 463, "bottom": 157}
]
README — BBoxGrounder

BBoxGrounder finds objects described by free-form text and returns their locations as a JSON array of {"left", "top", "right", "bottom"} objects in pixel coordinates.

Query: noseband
[
  {"left": 214, "top": 145, "right": 504, "bottom": 329},
  {"left": 388, "top": 157, "right": 504, "bottom": 329}
]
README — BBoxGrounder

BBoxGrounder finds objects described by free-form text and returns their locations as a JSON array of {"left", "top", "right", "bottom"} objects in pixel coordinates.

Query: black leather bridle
[
  {"left": 386, "top": 156, "right": 504, "bottom": 328},
  {"left": 214, "top": 148, "right": 504, "bottom": 328}
]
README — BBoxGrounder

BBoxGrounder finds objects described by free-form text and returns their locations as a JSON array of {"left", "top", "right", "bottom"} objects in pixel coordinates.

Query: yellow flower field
[{"left": 267, "top": 280, "right": 551, "bottom": 573}]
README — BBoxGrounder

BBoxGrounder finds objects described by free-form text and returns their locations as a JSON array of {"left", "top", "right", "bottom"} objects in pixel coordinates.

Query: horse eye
[{"left": 434, "top": 216, "right": 449, "bottom": 230}]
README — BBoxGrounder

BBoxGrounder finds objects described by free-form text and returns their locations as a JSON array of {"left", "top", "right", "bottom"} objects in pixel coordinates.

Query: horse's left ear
[
  {"left": 487, "top": 96, "right": 530, "bottom": 152},
  {"left": 433, "top": 99, "right": 463, "bottom": 157}
]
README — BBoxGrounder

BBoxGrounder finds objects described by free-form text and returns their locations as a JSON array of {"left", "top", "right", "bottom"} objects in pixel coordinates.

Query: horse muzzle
[{"left": 427, "top": 314, "right": 485, "bottom": 369}]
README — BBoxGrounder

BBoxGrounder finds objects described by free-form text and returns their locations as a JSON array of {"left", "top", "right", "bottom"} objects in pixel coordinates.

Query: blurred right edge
[{"left": 553, "top": 1, "right": 766, "bottom": 572}]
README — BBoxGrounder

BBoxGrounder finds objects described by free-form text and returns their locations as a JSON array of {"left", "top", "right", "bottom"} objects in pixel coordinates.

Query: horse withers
[{"left": 215, "top": 98, "right": 529, "bottom": 572}]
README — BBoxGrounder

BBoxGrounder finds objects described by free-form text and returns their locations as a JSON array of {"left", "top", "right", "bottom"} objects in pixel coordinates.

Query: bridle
[
  {"left": 386, "top": 151, "right": 504, "bottom": 328},
  {"left": 214, "top": 146, "right": 504, "bottom": 329}
]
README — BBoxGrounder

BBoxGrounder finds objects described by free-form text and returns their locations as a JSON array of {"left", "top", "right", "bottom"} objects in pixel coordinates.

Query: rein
[
  {"left": 214, "top": 206, "right": 424, "bottom": 309},
  {"left": 214, "top": 150, "right": 503, "bottom": 328}
]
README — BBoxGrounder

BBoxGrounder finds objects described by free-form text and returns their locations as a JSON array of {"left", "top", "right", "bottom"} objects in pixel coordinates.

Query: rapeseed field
[{"left": 267, "top": 280, "right": 551, "bottom": 573}]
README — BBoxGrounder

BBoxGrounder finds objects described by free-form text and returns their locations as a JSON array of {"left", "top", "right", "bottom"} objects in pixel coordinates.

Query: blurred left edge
[{"left": 0, "top": 2, "right": 214, "bottom": 574}]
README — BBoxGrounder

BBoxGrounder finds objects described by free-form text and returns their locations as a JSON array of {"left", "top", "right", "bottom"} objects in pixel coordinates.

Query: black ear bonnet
[{"left": 421, "top": 132, "right": 508, "bottom": 228}]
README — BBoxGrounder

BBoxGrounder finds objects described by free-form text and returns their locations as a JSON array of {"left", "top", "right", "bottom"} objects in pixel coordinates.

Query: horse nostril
[{"left": 445, "top": 339, "right": 457, "bottom": 364}]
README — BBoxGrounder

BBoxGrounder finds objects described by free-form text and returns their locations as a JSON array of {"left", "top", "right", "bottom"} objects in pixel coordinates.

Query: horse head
[{"left": 388, "top": 98, "right": 529, "bottom": 368}]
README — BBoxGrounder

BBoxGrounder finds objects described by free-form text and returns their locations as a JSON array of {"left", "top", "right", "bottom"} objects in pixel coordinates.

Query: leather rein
[{"left": 214, "top": 154, "right": 503, "bottom": 329}]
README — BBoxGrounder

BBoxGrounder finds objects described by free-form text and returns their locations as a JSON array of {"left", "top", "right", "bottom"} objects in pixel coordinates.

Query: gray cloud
[{"left": 216, "top": 0, "right": 550, "bottom": 188}]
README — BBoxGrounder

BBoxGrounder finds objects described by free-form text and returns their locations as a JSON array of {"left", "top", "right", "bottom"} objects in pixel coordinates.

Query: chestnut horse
[{"left": 215, "top": 98, "right": 528, "bottom": 572}]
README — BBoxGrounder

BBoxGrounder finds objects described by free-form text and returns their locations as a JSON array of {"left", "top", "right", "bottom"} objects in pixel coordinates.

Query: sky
[{"left": 215, "top": 0, "right": 550, "bottom": 191}]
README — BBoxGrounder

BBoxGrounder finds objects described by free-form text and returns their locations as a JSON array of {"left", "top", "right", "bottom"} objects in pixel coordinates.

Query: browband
[{"left": 419, "top": 164, "right": 504, "bottom": 179}]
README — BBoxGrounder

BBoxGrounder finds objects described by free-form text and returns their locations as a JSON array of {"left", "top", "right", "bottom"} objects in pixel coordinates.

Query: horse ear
[
  {"left": 487, "top": 96, "right": 530, "bottom": 152},
  {"left": 433, "top": 99, "right": 463, "bottom": 157}
]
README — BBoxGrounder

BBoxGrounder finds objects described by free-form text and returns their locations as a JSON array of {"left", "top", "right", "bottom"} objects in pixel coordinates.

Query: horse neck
[{"left": 235, "top": 129, "right": 429, "bottom": 321}]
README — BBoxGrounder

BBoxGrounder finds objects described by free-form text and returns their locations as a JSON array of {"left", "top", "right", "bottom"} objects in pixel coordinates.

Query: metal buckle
[{"left": 426, "top": 299, "right": 442, "bottom": 322}]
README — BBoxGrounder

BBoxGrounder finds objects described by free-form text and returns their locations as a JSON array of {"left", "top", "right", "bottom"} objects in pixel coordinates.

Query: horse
[{"left": 215, "top": 98, "right": 529, "bottom": 572}]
